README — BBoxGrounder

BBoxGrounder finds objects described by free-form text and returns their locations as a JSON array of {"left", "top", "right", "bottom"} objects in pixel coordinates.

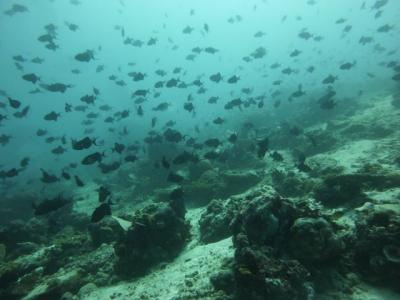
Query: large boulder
[{"left": 114, "top": 199, "right": 190, "bottom": 278}]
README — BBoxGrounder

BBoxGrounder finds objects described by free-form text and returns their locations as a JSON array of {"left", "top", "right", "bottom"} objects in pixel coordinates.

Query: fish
[
  {"left": 32, "top": 196, "right": 71, "bottom": 216},
  {"left": 340, "top": 62, "right": 356, "bottom": 70},
  {"left": 228, "top": 133, "right": 238, "bottom": 143},
  {"left": 113, "top": 143, "right": 125, "bottom": 153},
  {"left": 51, "top": 145, "right": 67, "bottom": 155},
  {"left": 392, "top": 73, "right": 400, "bottom": 81},
  {"left": 290, "top": 49, "right": 301, "bottom": 57},
  {"left": 208, "top": 96, "right": 219, "bottom": 104},
  {"left": 182, "top": 25, "right": 194, "bottom": 34},
  {"left": 210, "top": 72, "right": 223, "bottom": 83},
  {"left": 13, "top": 105, "right": 30, "bottom": 118},
  {"left": 36, "top": 129, "right": 47, "bottom": 136},
  {"left": 98, "top": 161, "right": 121, "bottom": 173},
  {"left": 184, "top": 102, "right": 195, "bottom": 114},
  {"left": 65, "top": 22, "right": 79, "bottom": 31},
  {"left": 153, "top": 102, "right": 170, "bottom": 111},
  {"left": 44, "top": 111, "right": 60, "bottom": 121},
  {"left": 167, "top": 172, "right": 185, "bottom": 183},
  {"left": 91, "top": 203, "right": 111, "bottom": 223},
  {"left": 75, "top": 50, "right": 94, "bottom": 62},
  {"left": 173, "top": 151, "right": 199, "bottom": 164},
  {"left": 322, "top": 74, "right": 338, "bottom": 84},
  {"left": 296, "top": 153, "right": 312, "bottom": 172},
  {"left": 41, "top": 83, "right": 71, "bottom": 93},
  {"left": 227, "top": 75, "right": 240, "bottom": 84},
  {"left": 81, "top": 152, "right": 103, "bottom": 165},
  {"left": 137, "top": 105, "right": 144, "bottom": 116},
  {"left": 98, "top": 186, "right": 111, "bottom": 203},
  {"left": 164, "top": 128, "right": 184, "bottom": 143},
  {"left": 204, "top": 151, "right": 219, "bottom": 160},
  {"left": 204, "top": 47, "right": 218, "bottom": 54},
  {"left": 20, "top": 157, "right": 30, "bottom": 167},
  {"left": 377, "top": 24, "right": 393, "bottom": 33},
  {"left": 22, "top": 73, "right": 40, "bottom": 84},
  {"left": 4, "top": 4, "right": 28, "bottom": 16},
  {"left": 125, "top": 154, "right": 138, "bottom": 163},
  {"left": 257, "top": 137, "right": 269, "bottom": 158},
  {"left": 74, "top": 175, "right": 85, "bottom": 187},
  {"left": 161, "top": 156, "right": 170, "bottom": 169},
  {"left": 204, "top": 138, "right": 222, "bottom": 148},
  {"left": 270, "top": 151, "right": 284, "bottom": 162},
  {"left": 8, "top": 97, "right": 21, "bottom": 109},
  {"left": 224, "top": 98, "right": 242, "bottom": 110},
  {"left": 0, "top": 168, "right": 19, "bottom": 178},
  {"left": 213, "top": 117, "right": 224, "bottom": 125},
  {"left": 166, "top": 78, "right": 179, "bottom": 87},
  {"left": 61, "top": 171, "right": 71, "bottom": 180},
  {"left": 40, "top": 169, "right": 59, "bottom": 183},
  {"left": 80, "top": 94, "right": 96, "bottom": 105}
]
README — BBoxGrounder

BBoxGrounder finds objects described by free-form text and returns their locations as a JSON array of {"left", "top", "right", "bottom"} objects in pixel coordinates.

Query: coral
[
  {"left": 353, "top": 205, "right": 400, "bottom": 288},
  {"left": 289, "top": 217, "right": 344, "bottom": 263},
  {"left": 88, "top": 216, "right": 124, "bottom": 247},
  {"left": 114, "top": 200, "right": 190, "bottom": 278}
]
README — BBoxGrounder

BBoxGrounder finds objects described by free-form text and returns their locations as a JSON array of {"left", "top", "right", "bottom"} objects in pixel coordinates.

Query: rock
[
  {"left": 314, "top": 173, "right": 400, "bottom": 207},
  {"left": 184, "top": 169, "right": 261, "bottom": 207},
  {"left": 289, "top": 217, "right": 344, "bottom": 263},
  {"left": 78, "top": 282, "right": 98, "bottom": 299},
  {"left": 114, "top": 201, "right": 190, "bottom": 278},
  {"left": 210, "top": 270, "right": 235, "bottom": 294},
  {"left": 88, "top": 216, "right": 124, "bottom": 247},
  {"left": 353, "top": 205, "right": 400, "bottom": 288}
]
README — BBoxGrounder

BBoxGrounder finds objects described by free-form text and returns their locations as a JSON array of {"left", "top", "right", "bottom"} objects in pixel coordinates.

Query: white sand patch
[{"left": 81, "top": 237, "right": 233, "bottom": 300}]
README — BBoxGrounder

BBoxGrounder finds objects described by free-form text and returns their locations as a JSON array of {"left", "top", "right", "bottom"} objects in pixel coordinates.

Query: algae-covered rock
[
  {"left": 88, "top": 216, "right": 124, "bottom": 247},
  {"left": 289, "top": 217, "right": 344, "bottom": 263},
  {"left": 353, "top": 205, "right": 400, "bottom": 288},
  {"left": 114, "top": 199, "right": 190, "bottom": 278},
  {"left": 315, "top": 173, "right": 400, "bottom": 207},
  {"left": 185, "top": 169, "right": 262, "bottom": 207}
]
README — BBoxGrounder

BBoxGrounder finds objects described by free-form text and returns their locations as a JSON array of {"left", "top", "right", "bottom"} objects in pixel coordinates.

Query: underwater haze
[{"left": 1, "top": 0, "right": 400, "bottom": 299}]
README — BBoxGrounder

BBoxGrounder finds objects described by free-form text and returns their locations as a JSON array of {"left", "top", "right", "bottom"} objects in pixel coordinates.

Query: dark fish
[
  {"left": 340, "top": 62, "right": 356, "bottom": 70},
  {"left": 167, "top": 172, "right": 185, "bottom": 183},
  {"left": 91, "top": 203, "right": 111, "bottom": 223},
  {"left": 80, "top": 94, "right": 96, "bottom": 105},
  {"left": 44, "top": 111, "right": 60, "bottom": 121},
  {"left": 164, "top": 128, "right": 184, "bottom": 143},
  {"left": 182, "top": 25, "right": 194, "bottom": 34},
  {"left": 204, "top": 151, "right": 219, "bottom": 160},
  {"left": 51, "top": 145, "right": 67, "bottom": 155},
  {"left": 113, "top": 143, "right": 125, "bottom": 154},
  {"left": 392, "top": 73, "right": 400, "bottom": 81},
  {"left": 0, "top": 134, "right": 11, "bottom": 146},
  {"left": 81, "top": 152, "right": 103, "bottom": 165},
  {"left": 125, "top": 154, "right": 138, "bottom": 163},
  {"left": 132, "top": 89, "right": 149, "bottom": 97},
  {"left": 204, "top": 138, "right": 221, "bottom": 148},
  {"left": 41, "top": 83, "right": 71, "bottom": 93},
  {"left": 74, "top": 175, "right": 85, "bottom": 187},
  {"left": 204, "top": 47, "right": 218, "bottom": 54},
  {"left": 75, "top": 50, "right": 94, "bottom": 62},
  {"left": 32, "top": 196, "right": 70, "bottom": 216},
  {"left": 208, "top": 96, "right": 219, "bottom": 104},
  {"left": 65, "top": 22, "right": 79, "bottom": 31},
  {"left": 36, "top": 129, "right": 47, "bottom": 136},
  {"left": 228, "top": 133, "right": 237, "bottom": 143},
  {"left": 20, "top": 157, "right": 30, "bottom": 167},
  {"left": 257, "top": 137, "right": 269, "bottom": 158},
  {"left": 173, "top": 151, "right": 199, "bottom": 164},
  {"left": 161, "top": 156, "right": 170, "bottom": 169},
  {"left": 297, "top": 153, "right": 312, "bottom": 172},
  {"left": 4, "top": 4, "right": 28, "bottom": 16},
  {"left": 166, "top": 78, "right": 179, "bottom": 87},
  {"left": 227, "top": 75, "right": 240, "bottom": 84},
  {"left": 98, "top": 186, "right": 111, "bottom": 203},
  {"left": 61, "top": 171, "right": 71, "bottom": 180},
  {"left": 290, "top": 49, "right": 301, "bottom": 57},
  {"left": 224, "top": 98, "right": 242, "bottom": 110},
  {"left": 137, "top": 105, "right": 144, "bottom": 116},
  {"left": 322, "top": 74, "right": 338, "bottom": 84},
  {"left": 184, "top": 102, "right": 195, "bottom": 114},
  {"left": 40, "top": 169, "right": 59, "bottom": 183},
  {"left": 72, "top": 137, "right": 96, "bottom": 150},
  {"left": 209, "top": 72, "right": 223, "bottom": 83},
  {"left": 270, "top": 151, "right": 284, "bottom": 162},
  {"left": 153, "top": 102, "right": 170, "bottom": 111},
  {"left": 22, "top": 73, "right": 40, "bottom": 84},
  {"left": 98, "top": 161, "right": 121, "bottom": 173},
  {"left": 213, "top": 117, "right": 224, "bottom": 125},
  {"left": 14, "top": 105, "right": 30, "bottom": 118},
  {"left": 8, "top": 97, "right": 21, "bottom": 109}
]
